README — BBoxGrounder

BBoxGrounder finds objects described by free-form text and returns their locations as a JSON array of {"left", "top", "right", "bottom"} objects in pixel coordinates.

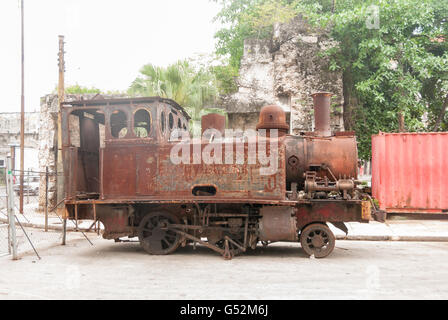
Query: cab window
[
  {"left": 134, "top": 109, "right": 151, "bottom": 138},
  {"left": 110, "top": 110, "right": 128, "bottom": 139}
]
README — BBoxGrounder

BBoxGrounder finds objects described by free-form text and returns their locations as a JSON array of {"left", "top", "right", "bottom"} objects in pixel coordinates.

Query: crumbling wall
[
  {"left": 219, "top": 38, "right": 287, "bottom": 130},
  {"left": 221, "top": 16, "right": 344, "bottom": 133},
  {"left": 272, "top": 17, "right": 343, "bottom": 133},
  {"left": 227, "top": 113, "right": 259, "bottom": 132},
  {"left": 37, "top": 95, "right": 58, "bottom": 211}
]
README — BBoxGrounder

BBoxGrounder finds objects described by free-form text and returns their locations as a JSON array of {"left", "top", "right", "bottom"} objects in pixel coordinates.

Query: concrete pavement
[{"left": 1, "top": 238, "right": 447, "bottom": 299}]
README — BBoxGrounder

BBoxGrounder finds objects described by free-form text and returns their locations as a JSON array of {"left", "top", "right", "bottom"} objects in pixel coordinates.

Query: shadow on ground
[{"left": 72, "top": 238, "right": 373, "bottom": 261}]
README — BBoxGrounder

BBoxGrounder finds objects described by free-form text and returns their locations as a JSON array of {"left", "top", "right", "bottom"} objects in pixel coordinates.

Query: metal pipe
[
  {"left": 26, "top": 169, "right": 29, "bottom": 204},
  {"left": 45, "top": 167, "right": 48, "bottom": 232},
  {"left": 62, "top": 217, "right": 67, "bottom": 245},
  {"left": 56, "top": 35, "right": 65, "bottom": 220},
  {"left": 311, "top": 92, "right": 332, "bottom": 137},
  {"left": 93, "top": 202, "right": 97, "bottom": 233}
]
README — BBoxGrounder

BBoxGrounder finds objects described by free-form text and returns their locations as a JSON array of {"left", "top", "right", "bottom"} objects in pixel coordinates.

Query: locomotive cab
[{"left": 62, "top": 97, "right": 190, "bottom": 201}]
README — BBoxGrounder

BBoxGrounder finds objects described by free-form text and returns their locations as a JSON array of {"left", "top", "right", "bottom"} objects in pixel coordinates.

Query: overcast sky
[{"left": 0, "top": 0, "right": 222, "bottom": 113}]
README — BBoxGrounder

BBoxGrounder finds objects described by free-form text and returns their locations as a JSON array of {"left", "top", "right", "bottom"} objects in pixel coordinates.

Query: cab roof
[{"left": 61, "top": 96, "right": 191, "bottom": 121}]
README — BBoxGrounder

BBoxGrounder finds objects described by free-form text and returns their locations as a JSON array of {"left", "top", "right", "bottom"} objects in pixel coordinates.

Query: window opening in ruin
[
  {"left": 110, "top": 110, "right": 128, "bottom": 139},
  {"left": 134, "top": 109, "right": 151, "bottom": 138},
  {"left": 178, "top": 118, "right": 181, "bottom": 129}
]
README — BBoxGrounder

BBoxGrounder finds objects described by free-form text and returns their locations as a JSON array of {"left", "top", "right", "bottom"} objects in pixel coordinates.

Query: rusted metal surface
[
  {"left": 256, "top": 105, "right": 289, "bottom": 136},
  {"left": 101, "top": 140, "right": 286, "bottom": 201},
  {"left": 311, "top": 92, "right": 332, "bottom": 137},
  {"left": 304, "top": 171, "right": 355, "bottom": 200},
  {"left": 372, "top": 132, "right": 448, "bottom": 214},
  {"left": 300, "top": 223, "right": 335, "bottom": 258},
  {"left": 258, "top": 206, "right": 297, "bottom": 241},
  {"left": 285, "top": 134, "right": 358, "bottom": 188},
  {"left": 62, "top": 96, "right": 191, "bottom": 121},
  {"left": 201, "top": 113, "right": 226, "bottom": 136},
  {"left": 295, "top": 200, "right": 370, "bottom": 230},
  {"left": 60, "top": 96, "right": 374, "bottom": 259},
  {"left": 79, "top": 116, "right": 100, "bottom": 193},
  {"left": 361, "top": 200, "right": 372, "bottom": 220}
]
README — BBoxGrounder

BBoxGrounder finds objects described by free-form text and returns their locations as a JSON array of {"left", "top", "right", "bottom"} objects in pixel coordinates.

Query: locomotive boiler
[{"left": 61, "top": 92, "right": 383, "bottom": 259}]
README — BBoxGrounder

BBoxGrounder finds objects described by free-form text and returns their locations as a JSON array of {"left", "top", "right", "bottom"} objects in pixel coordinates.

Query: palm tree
[{"left": 129, "top": 60, "right": 222, "bottom": 125}]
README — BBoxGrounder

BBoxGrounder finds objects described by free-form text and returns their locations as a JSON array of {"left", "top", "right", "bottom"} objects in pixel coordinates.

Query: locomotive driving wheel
[
  {"left": 138, "top": 212, "right": 181, "bottom": 255},
  {"left": 300, "top": 223, "right": 335, "bottom": 258}
]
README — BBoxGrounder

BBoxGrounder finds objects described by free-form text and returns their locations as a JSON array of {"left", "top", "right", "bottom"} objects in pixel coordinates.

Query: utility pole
[
  {"left": 57, "top": 35, "right": 65, "bottom": 219},
  {"left": 6, "top": 157, "right": 18, "bottom": 260},
  {"left": 19, "top": 0, "right": 25, "bottom": 214}
]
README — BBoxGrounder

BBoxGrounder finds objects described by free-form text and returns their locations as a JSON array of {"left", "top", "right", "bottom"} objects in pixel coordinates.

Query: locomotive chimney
[
  {"left": 311, "top": 92, "right": 332, "bottom": 137},
  {"left": 256, "top": 105, "right": 290, "bottom": 137}
]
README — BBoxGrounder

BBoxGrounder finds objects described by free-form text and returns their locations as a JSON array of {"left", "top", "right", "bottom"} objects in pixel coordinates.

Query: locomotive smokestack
[{"left": 311, "top": 92, "right": 332, "bottom": 137}]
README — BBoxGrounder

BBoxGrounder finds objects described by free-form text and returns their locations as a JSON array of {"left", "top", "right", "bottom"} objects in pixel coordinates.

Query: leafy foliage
[
  {"left": 315, "top": 0, "right": 448, "bottom": 159},
  {"left": 64, "top": 84, "right": 101, "bottom": 94},
  {"left": 213, "top": 0, "right": 298, "bottom": 69},
  {"left": 211, "top": 64, "right": 239, "bottom": 94},
  {"left": 0, "top": 168, "right": 5, "bottom": 185},
  {"left": 213, "top": 0, "right": 448, "bottom": 159},
  {"left": 128, "top": 59, "right": 223, "bottom": 125}
]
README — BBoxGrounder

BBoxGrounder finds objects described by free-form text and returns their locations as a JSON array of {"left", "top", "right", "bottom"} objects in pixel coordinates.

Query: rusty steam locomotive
[{"left": 61, "top": 92, "right": 382, "bottom": 259}]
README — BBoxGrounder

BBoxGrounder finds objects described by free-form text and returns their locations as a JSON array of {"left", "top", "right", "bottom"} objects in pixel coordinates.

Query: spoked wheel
[
  {"left": 216, "top": 236, "right": 243, "bottom": 259},
  {"left": 138, "top": 212, "right": 181, "bottom": 255},
  {"left": 300, "top": 223, "right": 335, "bottom": 258}
]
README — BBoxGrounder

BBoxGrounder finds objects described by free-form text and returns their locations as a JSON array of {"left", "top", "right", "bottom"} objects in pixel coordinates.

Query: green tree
[
  {"left": 64, "top": 84, "right": 101, "bottom": 94},
  {"left": 211, "top": 64, "right": 239, "bottom": 95},
  {"left": 314, "top": 0, "right": 448, "bottom": 158},
  {"left": 213, "top": 0, "right": 448, "bottom": 159},
  {"left": 213, "top": 0, "right": 298, "bottom": 69},
  {"left": 129, "top": 60, "right": 223, "bottom": 133}
]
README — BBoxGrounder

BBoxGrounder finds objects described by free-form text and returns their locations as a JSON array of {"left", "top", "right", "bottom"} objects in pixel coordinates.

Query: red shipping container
[{"left": 372, "top": 132, "right": 448, "bottom": 214}]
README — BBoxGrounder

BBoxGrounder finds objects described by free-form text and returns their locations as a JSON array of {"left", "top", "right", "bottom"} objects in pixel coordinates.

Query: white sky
[{"left": 0, "top": 0, "right": 222, "bottom": 113}]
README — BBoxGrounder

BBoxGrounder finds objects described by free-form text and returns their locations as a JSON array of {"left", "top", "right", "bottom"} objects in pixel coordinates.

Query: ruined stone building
[
  {"left": 0, "top": 112, "right": 40, "bottom": 170},
  {"left": 220, "top": 17, "right": 344, "bottom": 133}
]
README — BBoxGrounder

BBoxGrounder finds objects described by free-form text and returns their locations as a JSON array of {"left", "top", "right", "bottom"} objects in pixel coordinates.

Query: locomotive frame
[{"left": 61, "top": 95, "right": 382, "bottom": 259}]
